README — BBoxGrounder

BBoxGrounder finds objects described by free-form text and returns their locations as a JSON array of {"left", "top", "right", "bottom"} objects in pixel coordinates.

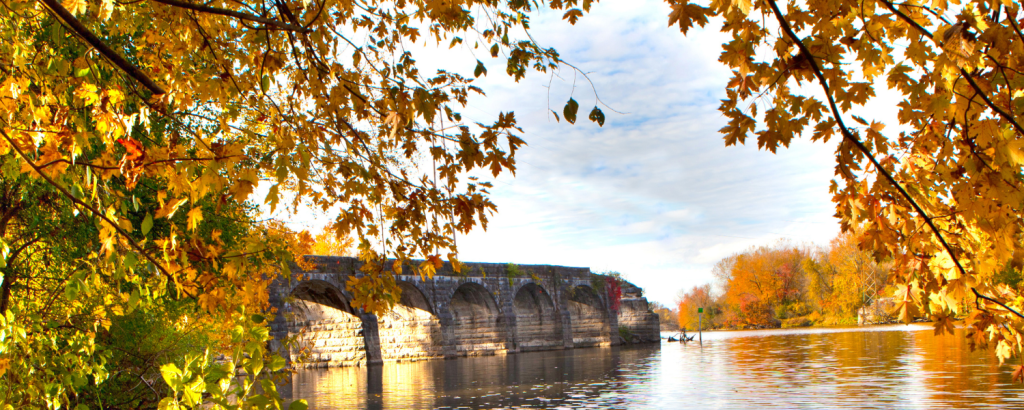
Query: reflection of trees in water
[
  {"left": 719, "top": 329, "right": 916, "bottom": 407},
  {"left": 715, "top": 327, "right": 1023, "bottom": 408},
  {"left": 283, "top": 345, "right": 659, "bottom": 409},
  {"left": 284, "top": 328, "right": 1024, "bottom": 409},
  {"left": 909, "top": 328, "right": 1017, "bottom": 408}
]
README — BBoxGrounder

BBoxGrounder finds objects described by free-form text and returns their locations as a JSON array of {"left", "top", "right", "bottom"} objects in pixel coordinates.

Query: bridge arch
[
  {"left": 568, "top": 285, "right": 610, "bottom": 347},
  {"left": 397, "top": 281, "right": 433, "bottom": 314},
  {"left": 449, "top": 282, "right": 507, "bottom": 355},
  {"left": 513, "top": 283, "right": 562, "bottom": 351},
  {"left": 378, "top": 281, "right": 443, "bottom": 360},
  {"left": 286, "top": 280, "right": 366, "bottom": 367}
]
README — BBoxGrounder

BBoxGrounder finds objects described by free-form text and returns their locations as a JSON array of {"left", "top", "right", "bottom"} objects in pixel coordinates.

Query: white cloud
[
  {"left": 268, "top": 0, "right": 845, "bottom": 306},
  {"left": 452, "top": 0, "right": 841, "bottom": 305}
]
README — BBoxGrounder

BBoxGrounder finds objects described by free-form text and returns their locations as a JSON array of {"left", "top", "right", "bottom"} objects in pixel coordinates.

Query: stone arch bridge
[{"left": 269, "top": 256, "right": 660, "bottom": 367}]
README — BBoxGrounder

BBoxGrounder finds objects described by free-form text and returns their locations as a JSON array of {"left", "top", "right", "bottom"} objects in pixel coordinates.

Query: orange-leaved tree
[
  {"left": 721, "top": 242, "right": 807, "bottom": 327},
  {"left": 666, "top": 0, "right": 1024, "bottom": 377},
  {"left": 676, "top": 283, "right": 715, "bottom": 330},
  {"left": 803, "top": 232, "right": 890, "bottom": 323},
  {"left": 0, "top": 0, "right": 605, "bottom": 406}
]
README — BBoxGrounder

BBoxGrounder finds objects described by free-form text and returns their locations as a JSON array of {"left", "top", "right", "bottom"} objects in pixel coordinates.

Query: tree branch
[
  {"left": 879, "top": 0, "right": 1024, "bottom": 137},
  {"left": 765, "top": 0, "right": 969, "bottom": 281},
  {"left": 973, "top": 287, "right": 1024, "bottom": 320},
  {"left": 150, "top": 0, "right": 310, "bottom": 32},
  {"left": 0, "top": 128, "right": 171, "bottom": 279},
  {"left": 38, "top": 0, "right": 166, "bottom": 96}
]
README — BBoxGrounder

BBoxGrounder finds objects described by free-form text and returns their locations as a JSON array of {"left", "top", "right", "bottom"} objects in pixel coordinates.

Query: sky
[
  {"left": 279, "top": 0, "right": 844, "bottom": 307},
  {"left": 447, "top": 0, "right": 843, "bottom": 306}
]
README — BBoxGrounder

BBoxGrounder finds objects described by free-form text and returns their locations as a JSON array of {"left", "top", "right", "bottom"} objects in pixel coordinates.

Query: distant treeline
[{"left": 672, "top": 233, "right": 891, "bottom": 330}]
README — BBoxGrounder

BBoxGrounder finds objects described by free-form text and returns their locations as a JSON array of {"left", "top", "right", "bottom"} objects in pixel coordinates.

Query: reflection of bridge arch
[
  {"left": 514, "top": 283, "right": 562, "bottom": 351},
  {"left": 569, "top": 285, "right": 610, "bottom": 347},
  {"left": 378, "top": 281, "right": 443, "bottom": 360},
  {"left": 450, "top": 282, "right": 507, "bottom": 355},
  {"left": 287, "top": 280, "right": 366, "bottom": 367}
]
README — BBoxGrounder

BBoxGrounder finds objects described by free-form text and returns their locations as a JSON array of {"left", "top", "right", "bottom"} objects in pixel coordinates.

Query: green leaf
[
  {"left": 268, "top": 354, "right": 286, "bottom": 372},
  {"left": 72, "top": 373, "right": 88, "bottom": 389},
  {"left": 64, "top": 281, "right": 79, "bottom": 300},
  {"left": 160, "top": 363, "right": 182, "bottom": 389},
  {"left": 588, "top": 106, "right": 606, "bottom": 126},
  {"left": 490, "top": 44, "right": 500, "bottom": 57},
  {"left": 280, "top": 259, "right": 292, "bottom": 278},
  {"left": 474, "top": 60, "right": 487, "bottom": 78},
  {"left": 251, "top": 314, "right": 265, "bottom": 324},
  {"left": 157, "top": 397, "right": 178, "bottom": 410},
  {"left": 248, "top": 396, "right": 272, "bottom": 407},
  {"left": 124, "top": 252, "right": 138, "bottom": 269},
  {"left": 260, "top": 378, "right": 279, "bottom": 398},
  {"left": 288, "top": 400, "right": 309, "bottom": 410},
  {"left": 141, "top": 214, "right": 154, "bottom": 235},
  {"left": 563, "top": 98, "right": 579, "bottom": 124},
  {"left": 249, "top": 324, "right": 270, "bottom": 341},
  {"left": 261, "top": 75, "right": 271, "bottom": 91},
  {"left": 246, "top": 354, "right": 264, "bottom": 377},
  {"left": 182, "top": 378, "right": 204, "bottom": 407},
  {"left": 128, "top": 288, "right": 140, "bottom": 311},
  {"left": 203, "top": 363, "right": 230, "bottom": 384},
  {"left": 231, "top": 325, "right": 244, "bottom": 343},
  {"left": 74, "top": 67, "right": 90, "bottom": 78}
]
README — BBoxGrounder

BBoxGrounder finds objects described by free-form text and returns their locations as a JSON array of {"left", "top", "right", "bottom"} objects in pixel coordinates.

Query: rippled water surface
[{"left": 283, "top": 324, "right": 1024, "bottom": 409}]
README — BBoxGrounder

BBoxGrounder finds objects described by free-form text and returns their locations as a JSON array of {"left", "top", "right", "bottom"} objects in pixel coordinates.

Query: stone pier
[{"left": 268, "top": 256, "right": 660, "bottom": 368}]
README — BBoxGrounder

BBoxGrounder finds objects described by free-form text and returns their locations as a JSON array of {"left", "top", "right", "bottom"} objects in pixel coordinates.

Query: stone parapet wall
[{"left": 269, "top": 256, "right": 659, "bottom": 367}]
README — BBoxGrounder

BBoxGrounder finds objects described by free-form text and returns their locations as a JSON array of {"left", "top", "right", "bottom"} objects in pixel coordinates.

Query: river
[{"left": 282, "top": 324, "right": 1024, "bottom": 409}]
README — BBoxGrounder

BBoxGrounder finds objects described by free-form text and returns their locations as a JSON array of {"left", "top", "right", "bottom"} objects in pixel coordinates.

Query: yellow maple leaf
[
  {"left": 187, "top": 207, "right": 203, "bottom": 232},
  {"left": 155, "top": 197, "right": 188, "bottom": 219},
  {"left": 63, "top": 0, "right": 87, "bottom": 16}
]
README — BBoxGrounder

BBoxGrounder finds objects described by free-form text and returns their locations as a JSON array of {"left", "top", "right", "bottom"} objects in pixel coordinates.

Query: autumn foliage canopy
[
  {"left": 668, "top": 0, "right": 1024, "bottom": 376},
  {"left": 0, "top": 0, "right": 603, "bottom": 406}
]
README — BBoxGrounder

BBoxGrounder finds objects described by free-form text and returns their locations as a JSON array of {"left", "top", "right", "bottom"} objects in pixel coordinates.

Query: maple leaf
[
  {"left": 155, "top": 198, "right": 188, "bottom": 219},
  {"left": 667, "top": 2, "right": 710, "bottom": 34},
  {"left": 62, "top": 0, "right": 87, "bottom": 16},
  {"left": 563, "top": 8, "right": 584, "bottom": 25},
  {"left": 675, "top": 0, "right": 1024, "bottom": 381},
  {"left": 186, "top": 207, "right": 204, "bottom": 232},
  {"left": 933, "top": 312, "right": 956, "bottom": 336}
]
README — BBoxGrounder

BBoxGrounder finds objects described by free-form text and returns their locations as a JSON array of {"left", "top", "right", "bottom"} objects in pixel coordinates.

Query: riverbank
[{"left": 662, "top": 314, "right": 907, "bottom": 333}]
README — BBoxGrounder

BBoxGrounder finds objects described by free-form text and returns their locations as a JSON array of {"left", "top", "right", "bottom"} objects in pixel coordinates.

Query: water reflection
[{"left": 285, "top": 324, "right": 1024, "bottom": 409}]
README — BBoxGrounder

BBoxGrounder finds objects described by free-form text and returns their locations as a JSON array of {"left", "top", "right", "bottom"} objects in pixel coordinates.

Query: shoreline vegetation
[{"left": 653, "top": 231, "right": 1007, "bottom": 333}]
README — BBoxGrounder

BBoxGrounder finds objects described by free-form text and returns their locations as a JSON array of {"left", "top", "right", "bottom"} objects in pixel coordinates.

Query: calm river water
[{"left": 282, "top": 324, "right": 1024, "bottom": 409}]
